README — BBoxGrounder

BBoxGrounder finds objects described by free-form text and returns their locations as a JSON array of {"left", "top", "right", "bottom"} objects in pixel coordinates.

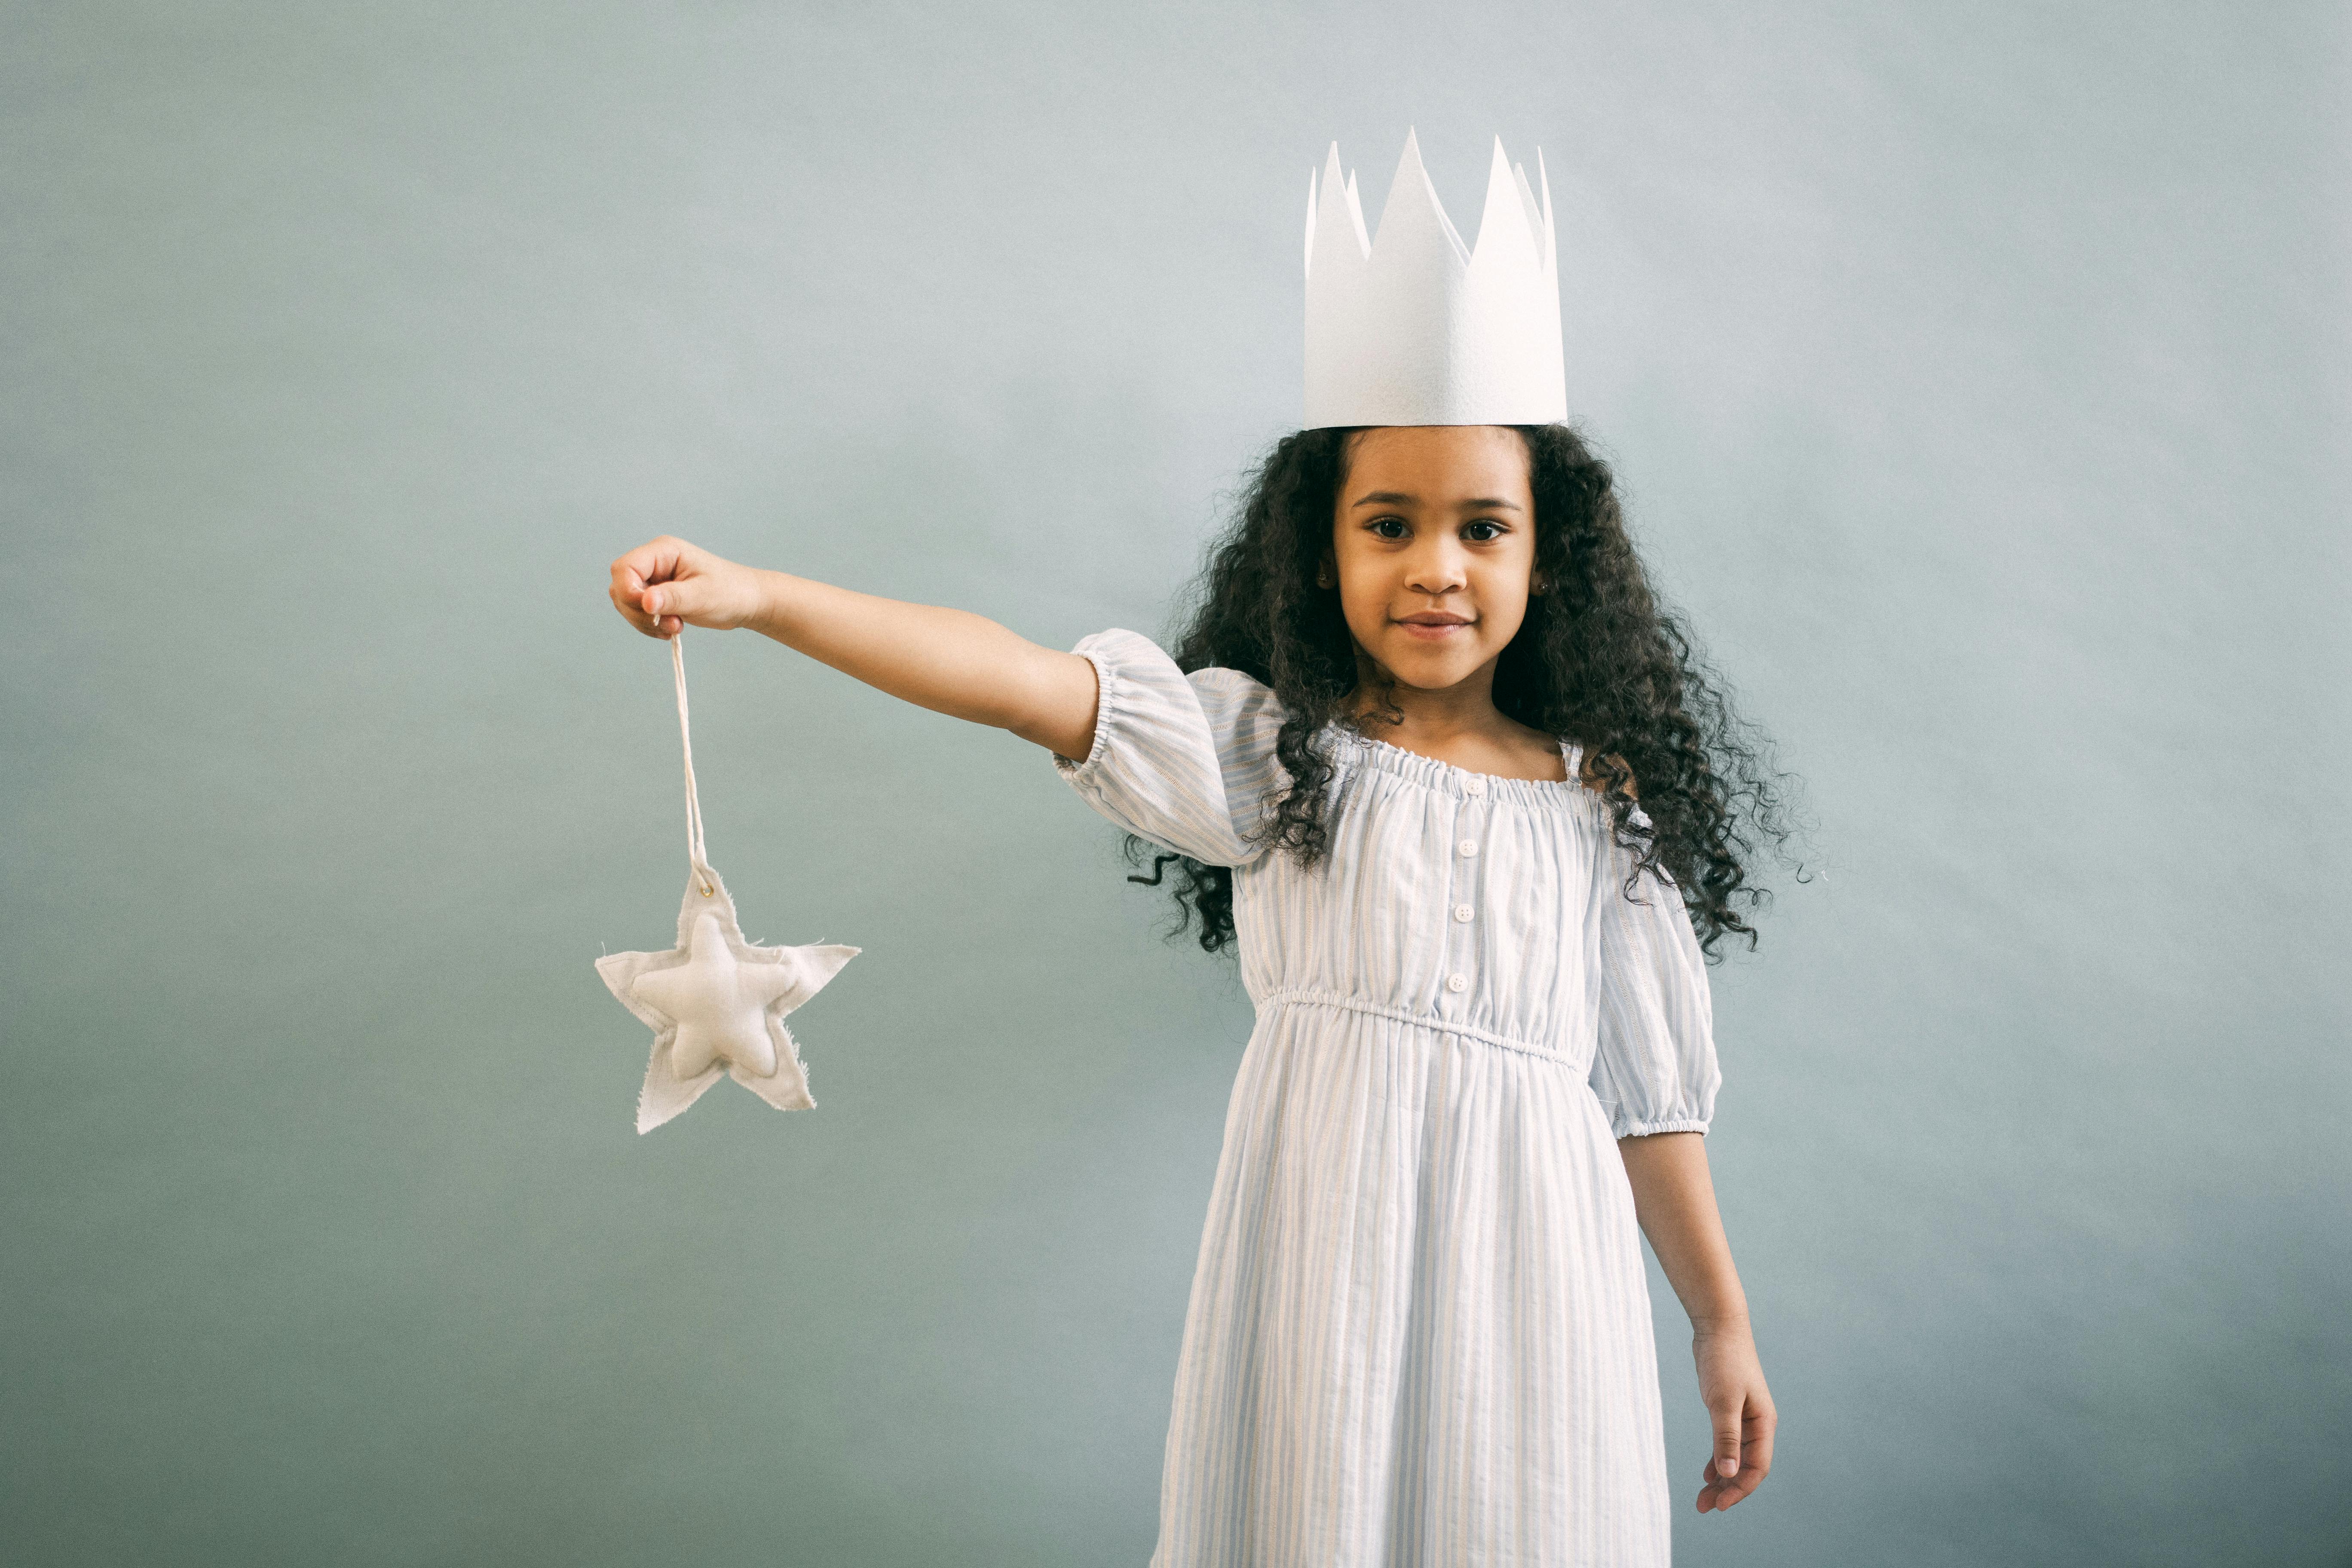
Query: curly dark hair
[{"left": 1122, "top": 422, "right": 1808, "bottom": 963}]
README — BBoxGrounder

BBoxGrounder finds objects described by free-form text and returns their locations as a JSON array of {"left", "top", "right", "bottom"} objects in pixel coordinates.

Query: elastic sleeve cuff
[
  {"left": 1051, "top": 643, "right": 1118, "bottom": 781},
  {"left": 1610, "top": 1115, "right": 1711, "bottom": 1139}
]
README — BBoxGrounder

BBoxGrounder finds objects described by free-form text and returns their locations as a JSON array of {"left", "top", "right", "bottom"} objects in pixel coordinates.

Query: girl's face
[{"left": 1326, "top": 425, "right": 1540, "bottom": 695}]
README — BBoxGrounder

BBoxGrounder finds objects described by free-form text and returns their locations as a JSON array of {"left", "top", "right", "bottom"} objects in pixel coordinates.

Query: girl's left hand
[{"left": 1692, "top": 1322, "right": 1776, "bottom": 1513}]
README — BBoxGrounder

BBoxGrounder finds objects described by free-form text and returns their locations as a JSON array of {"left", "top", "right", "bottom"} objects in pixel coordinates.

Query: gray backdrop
[{"left": 5, "top": 3, "right": 2345, "bottom": 1564}]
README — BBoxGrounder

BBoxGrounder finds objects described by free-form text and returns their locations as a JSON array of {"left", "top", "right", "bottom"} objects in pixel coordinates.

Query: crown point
[
  {"left": 1307, "top": 143, "right": 1372, "bottom": 275},
  {"left": 1471, "top": 136, "right": 1538, "bottom": 270},
  {"left": 1511, "top": 160, "right": 1544, "bottom": 263},
  {"left": 1378, "top": 126, "right": 1465, "bottom": 263}
]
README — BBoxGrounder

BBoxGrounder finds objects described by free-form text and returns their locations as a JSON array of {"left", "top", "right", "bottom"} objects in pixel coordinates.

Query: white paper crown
[{"left": 1303, "top": 129, "right": 1566, "bottom": 429}]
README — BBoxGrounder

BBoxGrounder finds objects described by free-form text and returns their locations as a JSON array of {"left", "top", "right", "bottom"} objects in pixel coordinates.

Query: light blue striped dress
[{"left": 1054, "top": 628, "right": 1720, "bottom": 1568}]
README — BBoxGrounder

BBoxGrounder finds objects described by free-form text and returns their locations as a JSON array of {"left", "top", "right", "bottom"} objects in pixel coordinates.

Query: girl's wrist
[{"left": 747, "top": 568, "right": 799, "bottom": 640}]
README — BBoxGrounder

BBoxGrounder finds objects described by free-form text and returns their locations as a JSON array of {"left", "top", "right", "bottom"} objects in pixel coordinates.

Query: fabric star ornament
[
  {"left": 596, "top": 865, "right": 857, "bottom": 1133},
  {"left": 596, "top": 628, "right": 858, "bottom": 1132}
]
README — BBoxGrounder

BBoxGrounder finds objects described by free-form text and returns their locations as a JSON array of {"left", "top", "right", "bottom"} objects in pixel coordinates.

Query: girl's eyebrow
[{"left": 1349, "top": 491, "right": 1524, "bottom": 511}]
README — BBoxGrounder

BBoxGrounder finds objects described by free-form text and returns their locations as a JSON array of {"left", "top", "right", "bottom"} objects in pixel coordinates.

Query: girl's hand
[
  {"left": 1692, "top": 1321, "right": 1776, "bottom": 1513},
  {"left": 608, "top": 536, "right": 770, "bottom": 639}
]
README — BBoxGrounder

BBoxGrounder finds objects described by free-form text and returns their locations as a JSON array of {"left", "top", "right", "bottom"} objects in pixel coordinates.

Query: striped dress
[{"left": 1053, "top": 628, "right": 1720, "bottom": 1568}]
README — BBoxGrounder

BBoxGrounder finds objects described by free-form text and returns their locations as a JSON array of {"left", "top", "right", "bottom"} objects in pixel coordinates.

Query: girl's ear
[{"left": 1317, "top": 551, "right": 1337, "bottom": 590}]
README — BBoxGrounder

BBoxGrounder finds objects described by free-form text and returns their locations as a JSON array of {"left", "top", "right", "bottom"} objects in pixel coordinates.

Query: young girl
[
  {"left": 606, "top": 417, "right": 1789, "bottom": 1563},
  {"left": 615, "top": 128, "right": 1794, "bottom": 1563}
]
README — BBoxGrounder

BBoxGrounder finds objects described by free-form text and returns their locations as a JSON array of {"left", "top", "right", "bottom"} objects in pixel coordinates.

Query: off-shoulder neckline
[{"left": 1325, "top": 724, "right": 1600, "bottom": 810}]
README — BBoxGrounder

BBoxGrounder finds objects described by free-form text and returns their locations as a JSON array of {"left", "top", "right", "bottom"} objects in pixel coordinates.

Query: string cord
[{"left": 669, "top": 630, "right": 715, "bottom": 896}]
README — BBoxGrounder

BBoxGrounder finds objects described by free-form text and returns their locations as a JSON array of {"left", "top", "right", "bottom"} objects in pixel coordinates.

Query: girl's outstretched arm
[
  {"left": 1617, "top": 1130, "right": 1777, "bottom": 1514},
  {"left": 608, "top": 536, "right": 1100, "bottom": 761}
]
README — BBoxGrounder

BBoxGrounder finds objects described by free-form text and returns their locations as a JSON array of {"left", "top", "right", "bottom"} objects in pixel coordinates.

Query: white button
[
  {"left": 1463, "top": 777, "right": 1486, "bottom": 796},
  {"left": 1445, "top": 972, "right": 1469, "bottom": 993},
  {"left": 1458, "top": 839, "right": 1479, "bottom": 857},
  {"left": 1453, "top": 903, "right": 1474, "bottom": 922}
]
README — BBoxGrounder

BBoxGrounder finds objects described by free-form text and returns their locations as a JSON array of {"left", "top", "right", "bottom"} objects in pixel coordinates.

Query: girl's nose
[{"left": 1405, "top": 542, "right": 1468, "bottom": 597}]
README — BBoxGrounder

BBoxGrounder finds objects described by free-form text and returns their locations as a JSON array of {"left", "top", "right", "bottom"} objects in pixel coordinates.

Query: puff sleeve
[
  {"left": 1585, "top": 807, "right": 1721, "bottom": 1138},
  {"left": 1051, "top": 628, "right": 1286, "bottom": 869}
]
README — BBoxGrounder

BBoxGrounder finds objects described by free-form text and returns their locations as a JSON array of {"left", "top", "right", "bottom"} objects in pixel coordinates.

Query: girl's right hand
[{"left": 608, "top": 536, "right": 769, "bottom": 639}]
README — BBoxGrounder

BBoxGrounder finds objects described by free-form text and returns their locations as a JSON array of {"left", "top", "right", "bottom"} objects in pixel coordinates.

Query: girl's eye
[
  {"left": 1369, "top": 518, "right": 1408, "bottom": 540},
  {"left": 1464, "top": 520, "right": 1505, "bottom": 542}
]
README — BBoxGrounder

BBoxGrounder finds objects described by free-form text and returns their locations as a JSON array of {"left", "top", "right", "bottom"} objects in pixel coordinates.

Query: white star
[{"left": 595, "top": 864, "right": 858, "bottom": 1133}]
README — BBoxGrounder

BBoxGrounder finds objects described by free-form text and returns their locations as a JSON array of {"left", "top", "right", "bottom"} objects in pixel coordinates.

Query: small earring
[
  {"left": 1317, "top": 568, "right": 1335, "bottom": 589},
  {"left": 1531, "top": 573, "right": 1550, "bottom": 595}
]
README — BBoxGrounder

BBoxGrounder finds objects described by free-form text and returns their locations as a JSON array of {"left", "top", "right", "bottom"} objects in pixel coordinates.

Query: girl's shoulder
[
  {"left": 1079, "top": 631, "right": 1287, "bottom": 769},
  {"left": 1186, "top": 662, "right": 1276, "bottom": 699},
  {"left": 1185, "top": 663, "right": 1287, "bottom": 754},
  {"left": 1150, "top": 644, "right": 1283, "bottom": 725}
]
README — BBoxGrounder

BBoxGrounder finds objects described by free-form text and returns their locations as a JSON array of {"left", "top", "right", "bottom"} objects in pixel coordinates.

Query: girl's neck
[
  {"left": 1341, "top": 652, "right": 1568, "bottom": 783},
  {"left": 1344, "top": 650, "right": 1497, "bottom": 734},
  {"left": 1345, "top": 668, "right": 1505, "bottom": 747}
]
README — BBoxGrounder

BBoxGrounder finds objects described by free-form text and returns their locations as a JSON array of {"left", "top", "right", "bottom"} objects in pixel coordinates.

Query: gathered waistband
[{"left": 1257, "top": 987, "right": 1581, "bottom": 1068}]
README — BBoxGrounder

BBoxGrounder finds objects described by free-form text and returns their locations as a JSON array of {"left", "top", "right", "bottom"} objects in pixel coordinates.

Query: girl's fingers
[
  {"left": 613, "top": 536, "right": 694, "bottom": 592},
  {"left": 1694, "top": 1467, "right": 1744, "bottom": 1512},
  {"left": 610, "top": 539, "right": 698, "bottom": 638},
  {"left": 1705, "top": 1459, "right": 1773, "bottom": 1510},
  {"left": 641, "top": 579, "right": 698, "bottom": 633},
  {"left": 610, "top": 571, "right": 649, "bottom": 631},
  {"left": 1695, "top": 1398, "right": 1775, "bottom": 1511},
  {"left": 608, "top": 569, "right": 668, "bottom": 637},
  {"left": 1742, "top": 1409, "right": 1776, "bottom": 1497},
  {"left": 1709, "top": 1403, "right": 1743, "bottom": 1488}
]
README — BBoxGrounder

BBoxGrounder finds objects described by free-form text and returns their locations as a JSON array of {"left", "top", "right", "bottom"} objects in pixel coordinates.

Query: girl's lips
[{"left": 1397, "top": 618, "right": 1470, "bottom": 640}]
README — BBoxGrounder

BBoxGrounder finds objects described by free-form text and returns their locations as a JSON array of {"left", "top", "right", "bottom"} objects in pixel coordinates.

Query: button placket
[{"left": 1443, "top": 781, "right": 1486, "bottom": 1011}]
